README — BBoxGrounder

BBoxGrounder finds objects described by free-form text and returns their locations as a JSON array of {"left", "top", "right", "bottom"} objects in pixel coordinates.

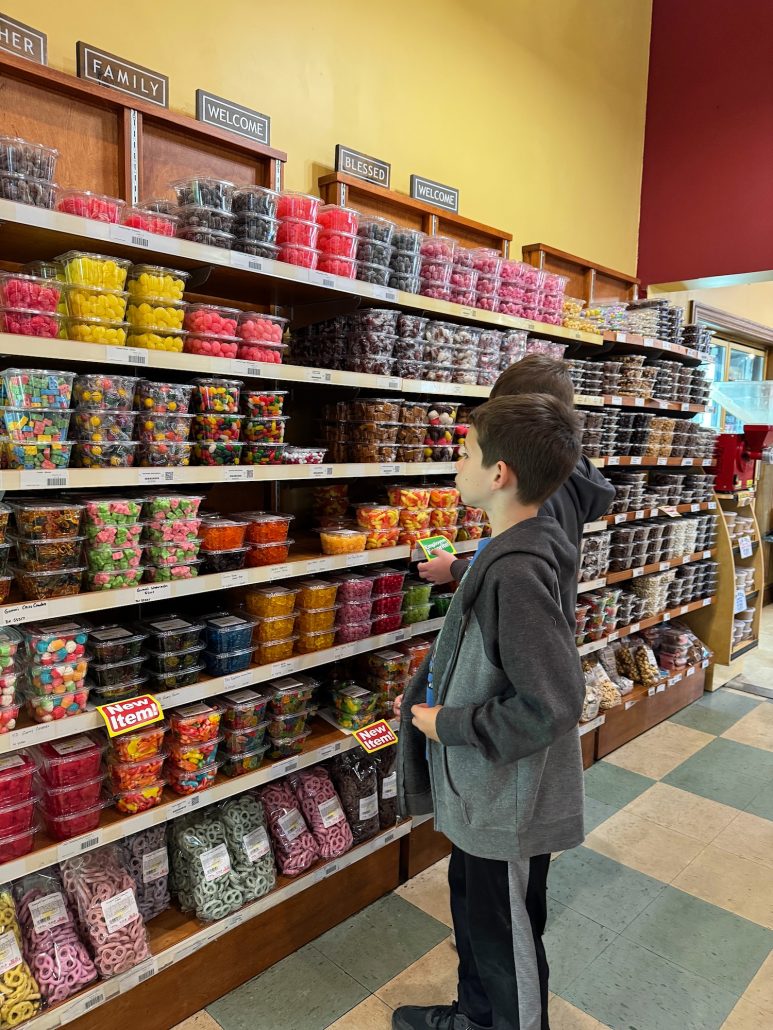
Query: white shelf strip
[
  {"left": 25, "top": 821, "right": 412, "bottom": 1030},
  {"left": 0, "top": 460, "right": 456, "bottom": 492}
]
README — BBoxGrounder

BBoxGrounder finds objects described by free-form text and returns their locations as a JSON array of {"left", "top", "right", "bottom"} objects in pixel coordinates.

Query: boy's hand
[
  {"left": 417, "top": 549, "right": 455, "bottom": 584},
  {"left": 393, "top": 694, "right": 403, "bottom": 719},
  {"left": 411, "top": 703, "right": 442, "bottom": 742}
]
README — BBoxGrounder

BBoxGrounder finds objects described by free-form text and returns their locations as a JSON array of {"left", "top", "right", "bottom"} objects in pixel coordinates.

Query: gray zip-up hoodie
[{"left": 397, "top": 516, "right": 585, "bottom": 861}]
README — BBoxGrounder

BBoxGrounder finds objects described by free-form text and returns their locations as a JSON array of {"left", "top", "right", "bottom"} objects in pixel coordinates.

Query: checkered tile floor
[{"left": 174, "top": 683, "right": 773, "bottom": 1030}]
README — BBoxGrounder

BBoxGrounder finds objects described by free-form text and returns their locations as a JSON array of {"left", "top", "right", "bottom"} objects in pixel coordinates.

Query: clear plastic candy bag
[{"left": 13, "top": 867, "right": 97, "bottom": 1006}]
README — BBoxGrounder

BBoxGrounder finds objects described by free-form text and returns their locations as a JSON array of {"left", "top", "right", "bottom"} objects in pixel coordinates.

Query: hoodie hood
[{"left": 460, "top": 516, "right": 577, "bottom": 612}]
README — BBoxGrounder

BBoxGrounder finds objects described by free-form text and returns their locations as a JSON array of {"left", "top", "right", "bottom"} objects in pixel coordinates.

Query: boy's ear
[{"left": 491, "top": 459, "right": 517, "bottom": 494}]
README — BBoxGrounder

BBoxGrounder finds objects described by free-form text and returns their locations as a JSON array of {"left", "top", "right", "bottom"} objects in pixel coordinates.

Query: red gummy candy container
[
  {"left": 57, "top": 190, "right": 125, "bottom": 223},
  {"left": 185, "top": 333, "right": 239, "bottom": 358},
  {"left": 0, "top": 753, "right": 36, "bottom": 805},
  {"left": 0, "top": 309, "right": 61, "bottom": 337},
  {"left": 41, "top": 774, "right": 104, "bottom": 817},
  {"left": 121, "top": 207, "right": 178, "bottom": 237},
  {"left": 318, "top": 256, "right": 356, "bottom": 278},
  {"left": 317, "top": 205, "right": 359, "bottom": 233},
  {"left": 237, "top": 312, "right": 286, "bottom": 346},
  {"left": 184, "top": 303, "right": 240, "bottom": 336},
  {"left": 278, "top": 244, "right": 319, "bottom": 269},
  {"left": 34, "top": 734, "right": 104, "bottom": 787},
  {"left": 277, "top": 219, "right": 319, "bottom": 248},
  {"left": 0, "top": 796, "right": 36, "bottom": 837},
  {"left": 0, "top": 273, "right": 62, "bottom": 312},
  {"left": 276, "top": 192, "right": 321, "bottom": 221}
]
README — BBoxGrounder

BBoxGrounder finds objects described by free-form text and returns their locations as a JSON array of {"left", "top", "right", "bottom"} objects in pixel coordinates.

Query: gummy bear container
[{"left": 33, "top": 733, "right": 104, "bottom": 787}]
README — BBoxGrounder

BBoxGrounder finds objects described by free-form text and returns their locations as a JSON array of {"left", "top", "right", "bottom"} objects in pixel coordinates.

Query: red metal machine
[{"left": 712, "top": 383, "right": 773, "bottom": 492}]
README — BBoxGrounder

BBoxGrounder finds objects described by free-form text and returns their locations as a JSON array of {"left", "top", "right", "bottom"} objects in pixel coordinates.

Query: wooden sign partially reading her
[{"left": 0, "top": 12, "right": 46, "bottom": 64}]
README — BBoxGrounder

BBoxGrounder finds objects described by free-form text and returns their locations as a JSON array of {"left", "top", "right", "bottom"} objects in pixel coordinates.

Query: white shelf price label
[
  {"left": 306, "top": 558, "right": 332, "bottom": 575},
  {"left": 310, "top": 466, "right": 333, "bottom": 479},
  {"left": 19, "top": 470, "right": 69, "bottom": 489},
  {"left": 610, "top": 395, "right": 623, "bottom": 405},
  {"left": 319, "top": 742, "right": 342, "bottom": 760},
  {"left": 734, "top": 588, "right": 747, "bottom": 614},
  {"left": 324, "top": 861, "right": 340, "bottom": 878},
  {"left": 380, "top": 464, "right": 400, "bottom": 476},
  {"left": 69, "top": 988, "right": 106, "bottom": 1019},
  {"left": 308, "top": 368, "right": 333, "bottom": 384},
  {"left": 224, "top": 467, "right": 255, "bottom": 482},
  {"left": 271, "top": 659, "right": 296, "bottom": 677},
  {"left": 0, "top": 600, "right": 49, "bottom": 627},
  {"left": 109, "top": 224, "right": 152, "bottom": 248},
  {"left": 657, "top": 457, "right": 668, "bottom": 466},
  {"left": 135, "top": 583, "right": 172, "bottom": 603},
  {"left": 230, "top": 252, "right": 264, "bottom": 273},
  {"left": 58, "top": 832, "right": 102, "bottom": 861},
  {"left": 738, "top": 536, "right": 754, "bottom": 558},
  {"left": 222, "top": 569, "right": 249, "bottom": 589},
  {"left": 271, "top": 563, "right": 293, "bottom": 578},
  {"left": 681, "top": 457, "right": 694, "bottom": 466},
  {"left": 630, "top": 456, "right": 642, "bottom": 465},
  {"left": 223, "top": 669, "right": 254, "bottom": 690},
  {"left": 106, "top": 345, "right": 148, "bottom": 366},
  {"left": 656, "top": 684, "right": 666, "bottom": 693},
  {"left": 138, "top": 468, "right": 175, "bottom": 485}
]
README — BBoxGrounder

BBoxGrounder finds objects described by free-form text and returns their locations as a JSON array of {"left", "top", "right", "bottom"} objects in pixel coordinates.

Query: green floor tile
[
  {"left": 746, "top": 785, "right": 773, "bottom": 822},
  {"left": 312, "top": 893, "right": 450, "bottom": 993},
  {"left": 663, "top": 738, "right": 773, "bottom": 810},
  {"left": 583, "top": 761, "right": 655, "bottom": 809},
  {"left": 583, "top": 796, "right": 618, "bottom": 833},
  {"left": 622, "top": 886, "right": 773, "bottom": 995},
  {"left": 544, "top": 897, "right": 617, "bottom": 993},
  {"left": 206, "top": 943, "right": 368, "bottom": 1030},
  {"left": 548, "top": 847, "right": 666, "bottom": 934},
  {"left": 562, "top": 936, "right": 738, "bottom": 1030},
  {"left": 677, "top": 691, "right": 763, "bottom": 737}
]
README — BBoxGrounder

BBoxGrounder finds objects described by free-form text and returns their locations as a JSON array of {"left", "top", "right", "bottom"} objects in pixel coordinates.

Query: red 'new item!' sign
[
  {"left": 97, "top": 695, "right": 164, "bottom": 737},
  {"left": 353, "top": 719, "right": 398, "bottom": 754}
]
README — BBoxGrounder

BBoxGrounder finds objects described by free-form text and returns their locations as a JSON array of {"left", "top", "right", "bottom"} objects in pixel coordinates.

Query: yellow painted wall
[{"left": 1, "top": 0, "right": 652, "bottom": 272}]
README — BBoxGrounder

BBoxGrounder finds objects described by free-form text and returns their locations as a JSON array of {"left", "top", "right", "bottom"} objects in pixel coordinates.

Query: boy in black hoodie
[
  {"left": 418, "top": 355, "right": 615, "bottom": 626},
  {"left": 395, "top": 395, "right": 586, "bottom": 1030}
]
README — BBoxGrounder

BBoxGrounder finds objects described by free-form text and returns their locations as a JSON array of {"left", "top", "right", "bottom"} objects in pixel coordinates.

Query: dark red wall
[{"left": 638, "top": 0, "right": 773, "bottom": 287}]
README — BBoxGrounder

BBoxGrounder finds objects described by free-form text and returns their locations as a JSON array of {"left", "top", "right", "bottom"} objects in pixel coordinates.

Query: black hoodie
[
  {"left": 397, "top": 517, "right": 586, "bottom": 861},
  {"left": 450, "top": 456, "right": 615, "bottom": 625}
]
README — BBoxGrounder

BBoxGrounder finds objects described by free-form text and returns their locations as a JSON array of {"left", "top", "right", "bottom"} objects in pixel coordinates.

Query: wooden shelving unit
[{"left": 683, "top": 491, "right": 764, "bottom": 681}]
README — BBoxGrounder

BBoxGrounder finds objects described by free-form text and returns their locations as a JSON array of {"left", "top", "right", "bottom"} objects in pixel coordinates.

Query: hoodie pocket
[{"left": 443, "top": 745, "right": 517, "bottom": 831}]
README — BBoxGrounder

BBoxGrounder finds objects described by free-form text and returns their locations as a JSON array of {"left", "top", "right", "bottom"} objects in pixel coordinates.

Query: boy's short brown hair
[
  {"left": 490, "top": 355, "right": 574, "bottom": 407},
  {"left": 470, "top": 394, "right": 581, "bottom": 506}
]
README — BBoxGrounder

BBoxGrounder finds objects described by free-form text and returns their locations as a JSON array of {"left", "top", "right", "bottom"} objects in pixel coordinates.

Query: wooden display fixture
[
  {"left": 0, "top": 50, "right": 286, "bottom": 205},
  {"left": 318, "top": 171, "right": 512, "bottom": 253},
  {"left": 521, "top": 243, "right": 639, "bottom": 305},
  {"left": 401, "top": 817, "right": 451, "bottom": 879},
  {"left": 687, "top": 491, "right": 764, "bottom": 678},
  {"left": 596, "top": 666, "right": 706, "bottom": 758}
]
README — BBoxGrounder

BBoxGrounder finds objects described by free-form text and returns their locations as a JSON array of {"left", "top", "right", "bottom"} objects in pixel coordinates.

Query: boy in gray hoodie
[
  {"left": 395, "top": 394, "right": 586, "bottom": 1030},
  {"left": 417, "top": 354, "right": 615, "bottom": 627}
]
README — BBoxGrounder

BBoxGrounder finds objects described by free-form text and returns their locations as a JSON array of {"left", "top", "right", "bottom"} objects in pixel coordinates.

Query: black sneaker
[{"left": 392, "top": 1002, "right": 489, "bottom": 1030}]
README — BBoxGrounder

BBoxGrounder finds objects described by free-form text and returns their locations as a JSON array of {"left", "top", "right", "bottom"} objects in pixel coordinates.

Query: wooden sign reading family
[{"left": 76, "top": 42, "right": 169, "bottom": 107}]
